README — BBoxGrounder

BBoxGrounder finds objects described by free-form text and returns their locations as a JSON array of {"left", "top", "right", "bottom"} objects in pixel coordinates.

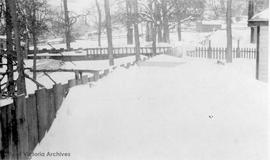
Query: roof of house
[{"left": 248, "top": 8, "right": 269, "bottom": 26}]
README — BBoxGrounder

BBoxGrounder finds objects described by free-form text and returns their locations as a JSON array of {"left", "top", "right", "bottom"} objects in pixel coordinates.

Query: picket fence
[
  {"left": 0, "top": 57, "right": 148, "bottom": 160},
  {"left": 187, "top": 47, "right": 257, "bottom": 60}
]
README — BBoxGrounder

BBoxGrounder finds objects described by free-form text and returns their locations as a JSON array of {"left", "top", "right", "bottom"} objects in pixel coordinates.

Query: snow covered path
[{"left": 32, "top": 55, "right": 268, "bottom": 160}]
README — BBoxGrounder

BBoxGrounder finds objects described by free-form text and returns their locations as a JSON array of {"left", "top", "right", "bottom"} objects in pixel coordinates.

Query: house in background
[{"left": 248, "top": 8, "right": 269, "bottom": 82}]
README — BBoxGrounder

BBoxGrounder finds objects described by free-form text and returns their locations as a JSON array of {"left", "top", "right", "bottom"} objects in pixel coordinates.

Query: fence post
[
  {"left": 94, "top": 71, "right": 99, "bottom": 81},
  {"left": 207, "top": 40, "right": 212, "bottom": 59},
  {"left": 75, "top": 71, "right": 79, "bottom": 80},
  {"left": 14, "top": 95, "right": 29, "bottom": 159},
  {"left": 82, "top": 75, "right": 89, "bottom": 84},
  {"left": 104, "top": 69, "right": 110, "bottom": 76},
  {"left": 236, "top": 40, "right": 240, "bottom": 58},
  {"left": 68, "top": 79, "right": 76, "bottom": 88}
]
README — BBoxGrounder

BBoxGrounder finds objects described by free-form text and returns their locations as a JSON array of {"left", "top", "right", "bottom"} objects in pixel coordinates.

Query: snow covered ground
[
  {"left": 31, "top": 55, "right": 268, "bottom": 160},
  {"left": 0, "top": 55, "right": 142, "bottom": 106}
]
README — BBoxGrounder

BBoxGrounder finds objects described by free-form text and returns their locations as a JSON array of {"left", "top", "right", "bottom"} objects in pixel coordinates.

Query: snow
[
  {"left": 249, "top": 8, "right": 269, "bottom": 22},
  {"left": 24, "top": 56, "right": 142, "bottom": 95},
  {"left": 31, "top": 55, "right": 268, "bottom": 160},
  {"left": 0, "top": 55, "right": 143, "bottom": 107}
]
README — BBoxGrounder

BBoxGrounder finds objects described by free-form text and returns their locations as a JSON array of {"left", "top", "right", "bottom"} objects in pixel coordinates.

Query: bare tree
[
  {"left": 226, "top": 0, "right": 232, "bottom": 63},
  {"left": 172, "top": 0, "right": 204, "bottom": 41},
  {"left": 104, "top": 0, "right": 114, "bottom": 65},
  {"left": 95, "top": 0, "right": 102, "bottom": 47},
  {"left": 8, "top": 0, "right": 26, "bottom": 94},
  {"left": 126, "top": 0, "right": 133, "bottom": 44},
  {"left": 19, "top": 0, "right": 49, "bottom": 85},
  {"left": 133, "top": 0, "right": 140, "bottom": 62},
  {"left": 162, "top": 0, "right": 170, "bottom": 43},
  {"left": 5, "top": 0, "right": 15, "bottom": 96},
  {"left": 63, "top": 0, "right": 71, "bottom": 50},
  {"left": 248, "top": 0, "right": 255, "bottom": 43}
]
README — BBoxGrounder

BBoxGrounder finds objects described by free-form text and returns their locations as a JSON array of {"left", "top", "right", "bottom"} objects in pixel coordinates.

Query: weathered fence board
[
  {"left": 36, "top": 89, "right": 49, "bottom": 142},
  {"left": 82, "top": 75, "right": 88, "bottom": 84},
  {"left": 0, "top": 112, "right": 2, "bottom": 155},
  {"left": 47, "top": 89, "right": 56, "bottom": 130},
  {"left": 26, "top": 94, "right": 38, "bottom": 154},
  {"left": 68, "top": 79, "right": 76, "bottom": 88},
  {"left": 94, "top": 72, "right": 99, "bottom": 81},
  {"left": 53, "top": 84, "right": 64, "bottom": 112},
  {"left": 0, "top": 106, "right": 9, "bottom": 159},
  {"left": 14, "top": 95, "right": 29, "bottom": 159}
]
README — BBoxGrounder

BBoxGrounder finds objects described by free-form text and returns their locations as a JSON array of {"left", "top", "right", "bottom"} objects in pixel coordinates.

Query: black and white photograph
[{"left": 0, "top": 0, "right": 269, "bottom": 159}]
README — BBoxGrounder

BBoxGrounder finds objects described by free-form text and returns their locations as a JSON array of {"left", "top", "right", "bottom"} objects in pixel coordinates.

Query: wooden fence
[
  {"left": 27, "top": 47, "right": 171, "bottom": 61},
  {"left": 187, "top": 47, "right": 257, "bottom": 60},
  {"left": 84, "top": 47, "right": 170, "bottom": 56},
  {"left": 0, "top": 57, "right": 149, "bottom": 160},
  {"left": 27, "top": 47, "right": 171, "bottom": 55}
]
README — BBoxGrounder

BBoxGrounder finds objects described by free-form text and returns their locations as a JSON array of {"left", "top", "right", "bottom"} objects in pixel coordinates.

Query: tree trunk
[
  {"left": 146, "top": 22, "right": 152, "bottom": 41},
  {"left": 31, "top": 2, "right": 38, "bottom": 85},
  {"left": 126, "top": 0, "right": 133, "bottom": 45},
  {"left": 63, "top": 0, "right": 71, "bottom": 50},
  {"left": 32, "top": 33, "right": 38, "bottom": 83},
  {"left": 104, "top": 0, "right": 114, "bottom": 66},
  {"left": 177, "top": 20, "right": 182, "bottom": 41},
  {"left": 9, "top": 0, "right": 26, "bottom": 95},
  {"left": 248, "top": 0, "right": 255, "bottom": 43},
  {"left": 95, "top": 0, "right": 102, "bottom": 47},
  {"left": 162, "top": 0, "right": 170, "bottom": 43},
  {"left": 5, "top": 0, "right": 15, "bottom": 96},
  {"left": 133, "top": 0, "right": 140, "bottom": 62},
  {"left": 152, "top": 24, "right": 157, "bottom": 56},
  {"left": 25, "top": 36, "right": 29, "bottom": 59},
  {"left": 226, "top": 0, "right": 232, "bottom": 63},
  {"left": 156, "top": 3, "right": 163, "bottom": 43}
]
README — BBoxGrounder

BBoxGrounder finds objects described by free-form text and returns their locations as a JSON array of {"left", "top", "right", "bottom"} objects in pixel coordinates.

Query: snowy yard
[
  {"left": 31, "top": 55, "right": 268, "bottom": 160},
  {"left": 0, "top": 55, "right": 141, "bottom": 106}
]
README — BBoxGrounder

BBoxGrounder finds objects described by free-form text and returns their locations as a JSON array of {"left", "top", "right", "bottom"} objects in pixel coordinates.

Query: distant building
[{"left": 248, "top": 8, "right": 269, "bottom": 82}]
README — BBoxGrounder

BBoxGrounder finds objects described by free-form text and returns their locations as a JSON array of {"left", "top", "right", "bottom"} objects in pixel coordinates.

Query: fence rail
[
  {"left": 187, "top": 47, "right": 257, "bottom": 60},
  {"left": 27, "top": 47, "right": 171, "bottom": 55}
]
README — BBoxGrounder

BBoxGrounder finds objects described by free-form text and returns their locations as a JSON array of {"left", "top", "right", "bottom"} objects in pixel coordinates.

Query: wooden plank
[
  {"left": 53, "top": 84, "right": 64, "bottom": 112},
  {"left": 68, "top": 79, "right": 76, "bottom": 88},
  {"left": 0, "top": 109, "right": 2, "bottom": 155},
  {"left": 35, "top": 89, "right": 49, "bottom": 142},
  {"left": 47, "top": 88, "right": 56, "bottom": 130},
  {"left": 7, "top": 104, "right": 17, "bottom": 160},
  {"left": 62, "top": 83, "right": 69, "bottom": 97},
  {"left": 14, "top": 95, "right": 29, "bottom": 159},
  {"left": 82, "top": 75, "right": 88, "bottom": 84},
  {"left": 0, "top": 106, "right": 9, "bottom": 159},
  {"left": 26, "top": 94, "right": 38, "bottom": 153},
  {"left": 104, "top": 69, "right": 110, "bottom": 76},
  {"left": 94, "top": 72, "right": 99, "bottom": 81}
]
